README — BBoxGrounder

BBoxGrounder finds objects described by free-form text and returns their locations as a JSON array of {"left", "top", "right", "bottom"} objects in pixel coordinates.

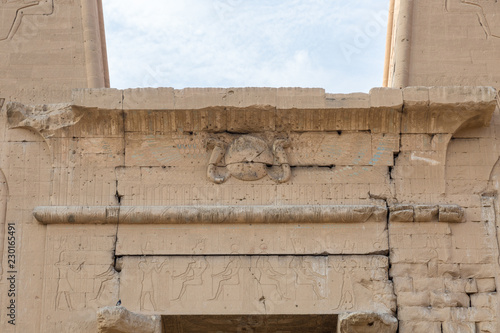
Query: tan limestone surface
[{"left": 0, "top": 86, "right": 497, "bottom": 333}]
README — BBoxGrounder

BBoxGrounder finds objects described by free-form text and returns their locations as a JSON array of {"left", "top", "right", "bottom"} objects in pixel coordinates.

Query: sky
[{"left": 102, "top": 0, "right": 391, "bottom": 94}]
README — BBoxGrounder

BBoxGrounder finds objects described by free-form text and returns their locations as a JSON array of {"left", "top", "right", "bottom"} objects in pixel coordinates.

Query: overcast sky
[{"left": 102, "top": 0, "right": 390, "bottom": 93}]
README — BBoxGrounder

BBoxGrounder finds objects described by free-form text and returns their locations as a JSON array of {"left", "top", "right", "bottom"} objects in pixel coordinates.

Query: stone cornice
[{"left": 7, "top": 86, "right": 497, "bottom": 136}]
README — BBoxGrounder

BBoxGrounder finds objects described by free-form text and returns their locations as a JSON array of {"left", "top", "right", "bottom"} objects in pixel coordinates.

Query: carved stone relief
[
  {"left": 206, "top": 135, "right": 291, "bottom": 184},
  {"left": 460, "top": 0, "right": 500, "bottom": 38},
  {"left": 446, "top": 0, "right": 500, "bottom": 38},
  {"left": 0, "top": 0, "right": 54, "bottom": 41},
  {"left": 119, "top": 255, "right": 395, "bottom": 315}
]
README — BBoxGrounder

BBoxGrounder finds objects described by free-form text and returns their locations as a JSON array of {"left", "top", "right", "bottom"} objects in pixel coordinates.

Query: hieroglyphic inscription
[
  {"left": 41, "top": 225, "right": 119, "bottom": 330},
  {"left": 119, "top": 255, "right": 394, "bottom": 315}
]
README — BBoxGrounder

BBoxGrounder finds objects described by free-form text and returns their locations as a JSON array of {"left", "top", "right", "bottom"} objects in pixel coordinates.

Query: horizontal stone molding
[
  {"left": 33, "top": 205, "right": 387, "bottom": 225},
  {"left": 389, "top": 204, "right": 465, "bottom": 223}
]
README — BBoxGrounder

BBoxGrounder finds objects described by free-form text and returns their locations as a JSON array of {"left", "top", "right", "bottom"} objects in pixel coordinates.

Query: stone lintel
[
  {"left": 97, "top": 306, "right": 161, "bottom": 333},
  {"left": 33, "top": 205, "right": 387, "bottom": 224}
]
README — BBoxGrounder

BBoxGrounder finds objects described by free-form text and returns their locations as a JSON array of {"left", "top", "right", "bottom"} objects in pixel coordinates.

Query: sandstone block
[
  {"left": 72, "top": 88, "right": 123, "bottom": 110},
  {"left": 369, "top": 87, "right": 403, "bottom": 108},
  {"left": 430, "top": 291, "right": 470, "bottom": 308},
  {"left": 398, "top": 321, "right": 441, "bottom": 333},
  {"left": 429, "top": 86, "right": 496, "bottom": 105},
  {"left": 97, "top": 306, "right": 161, "bottom": 333},
  {"left": 413, "top": 278, "right": 445, "bottom": 293},
  {"left": 393, "top": 277, "right": 414, "bottom": 293},
  {"left": 337, "top": 312, "right": 398, "bottom": 333},
  {"left": 390, "top": 263, "right": 428, "bottom": 277},
  {"left": 450, "top": 307, "right": 494, "bottom": 322},
  {"left": 397, "top": 306, "right": 451, "bottom": 322},
  {"left": 444, "top": 278, "right": 471, "bottom": 293},
  {"left": 325, "top": 92, "right": 370, "bottom": 109},
  {"left": 403, "top": 87, "right": 430, "bottom": 108},
  {"left": 438, "top": 264, "right": 461, "bottom": 278},
  {"left": 470, "top": 293, "right": 497, "bottom": 309},
  {"left": 277, "top": 87, "right": 325, "bottom": 109},
  {"left": 122, "top": 87, "right": 175, "bottom": 110},
  {"left": 459, "top": 264, "right": 496, "bottom": 279},
  {"left": 442, "top": 321, "right": 476, "bottom": 333},
  {"left": 396, "top": 292, "right": 431, "bottom": 307},
  {"left": 476, "top": 278, "right": 496, "bottom": 293},
  {"left": 477, "top": 321, "right": 498, "bottom": 333}
]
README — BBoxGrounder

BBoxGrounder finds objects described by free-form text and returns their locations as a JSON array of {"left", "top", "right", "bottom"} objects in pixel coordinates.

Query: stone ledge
[
  {"left": 33, "top": 205, "right": 387, "bottom": 224},
  {"left": 7, "top": 86, "right": 496, "bottom": 135}
]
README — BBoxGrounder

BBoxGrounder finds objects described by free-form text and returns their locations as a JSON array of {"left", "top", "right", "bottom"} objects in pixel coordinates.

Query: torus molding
[
  {"left": 34, "top": 205, "right": 388, "bottom": 224},
  {"left": 33, "top": 204, "right": 465, "bottom": 225}
]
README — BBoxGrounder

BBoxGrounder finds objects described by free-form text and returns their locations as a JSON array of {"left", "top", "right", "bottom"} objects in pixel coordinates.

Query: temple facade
[{"left": 0, "top": 1, "right": 499, "bottom": 332}]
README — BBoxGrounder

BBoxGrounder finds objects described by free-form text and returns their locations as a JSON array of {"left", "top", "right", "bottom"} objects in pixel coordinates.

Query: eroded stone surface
[
  {"left": 7, "top": 102, "right": 83, "bottom": 137},
  {"left": 337, "top": 312, "right": 398, "bottom": 333},
  {"left": 97, "top": 306, "right": 161, "bottom": 333}
]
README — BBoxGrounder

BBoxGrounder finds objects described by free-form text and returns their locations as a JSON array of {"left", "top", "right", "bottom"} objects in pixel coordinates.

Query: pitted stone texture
[
  {"left": 97, "top": 306, "right": 161, "bottom": 333},
  {"left": 337, "top": 312, "right": 398, "bottom": 333},
  {"left": 7, "top": 102, "right": 83, "bottom": 137}
]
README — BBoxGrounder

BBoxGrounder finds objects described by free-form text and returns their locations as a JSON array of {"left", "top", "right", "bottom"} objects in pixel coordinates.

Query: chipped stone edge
[
  {"left": 337, "top": 312, "right": 398, "bottom": 333},
  {"left": 97, "top": 306, "right": 161, "bottom": 333}
]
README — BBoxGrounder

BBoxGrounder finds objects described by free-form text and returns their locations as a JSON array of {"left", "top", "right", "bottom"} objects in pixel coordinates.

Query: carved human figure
[
  {"left": 290, "top": 239, "right": 327, "bottom": 300},
  {"left": 289, "top": 256, "right": 327, "bottom": 300},
  {"left": 332, "top": 259, "right": 357, "bottom": 310},
  {"left": 0, "top": 0, "right": 54, "bottom": 41},
  {"left": 172, "top": 240, "right": 209, "bottom": 301},
  {"left": 210, "top": 246, "right": 241, "bottom": 300},
  {"left": 55, "top": 252, "right": 84, "bottom": 310},
  {"left": 91, "top": 265, "right": 116, "bottom": 303},
  {"left": 139, "top": 258, "right": 166, "bottom": 311},
  {"left": 254, "top": 243, "right": 288, "bottom": 299}
]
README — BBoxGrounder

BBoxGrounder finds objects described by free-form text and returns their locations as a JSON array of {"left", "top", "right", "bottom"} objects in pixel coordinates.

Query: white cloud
[{"left": 103, "top": 0, "right": 390, "bottom": 93}]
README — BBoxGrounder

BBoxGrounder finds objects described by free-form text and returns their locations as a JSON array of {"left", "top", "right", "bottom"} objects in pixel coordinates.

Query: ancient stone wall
[{"left": 0, "top": 86, "right": 497, "bottom": 332}]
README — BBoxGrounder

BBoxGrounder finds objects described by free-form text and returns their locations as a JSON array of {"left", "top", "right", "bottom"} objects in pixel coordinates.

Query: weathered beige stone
[
  {"left": 337, "top": 312, "right": 398, "bottom": 333},
  {"left": 399, "top": 321, "right": 442, "bottom": 333},
  {"left": 97, "top": 306, "right": 161, "bottom": 333},
  {"left": 117, "top": 255, "right": 395, "bottom": 315},
  {"left": 2, "top": 0, "right": 500, "bottom": 331},
  {"left": 442, "top": 321, "right": 476, "bottom": 333}
]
